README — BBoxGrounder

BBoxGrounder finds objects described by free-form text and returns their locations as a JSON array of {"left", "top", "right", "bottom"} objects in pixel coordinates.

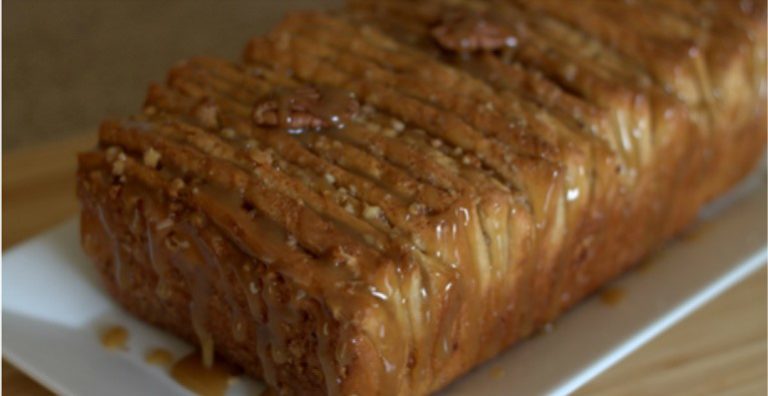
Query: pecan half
[
  {"left": 432, "top": 13, "right": 517, "bottom": 52},
  {"left": 253, "top": 86, "right": 359, "bottom": 130},
  {"left": 253, "top": 101, "right": 327, "bottom": 129}
]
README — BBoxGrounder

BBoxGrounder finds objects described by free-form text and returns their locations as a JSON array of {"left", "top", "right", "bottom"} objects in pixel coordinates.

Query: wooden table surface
[{"left": 3, "top": 133, "right": 766, "bottom": 395}]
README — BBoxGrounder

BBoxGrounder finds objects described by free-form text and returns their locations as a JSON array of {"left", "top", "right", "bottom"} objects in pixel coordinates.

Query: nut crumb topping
[
  {"left": 408, "top": 203, "right": 427, "bottom": 216},
  {"left": 244, "top": 139, "right": 259, "bottom": 150},
  {"left": 249, "top": 149, "right": 274, "bottom": 166},
  {"left": 324, "top": 173, "right": 336, "bottom": 185},
  {"left": 169, "top": 178, "right": 186, "bottom": 198},
  {"left": 330, "top": 246, "right": 360, "bottom": 276},
  {"left": 193, "top": 100, "right": 219, "bottom": 129},
  {"left": 366, "top": 123, "right": 382, "bottom": 133},
  {"left": 143, "top": 147, "right": 162, "bottom": 168},
  {"left": 220, "top": 128, "right": 237, "bottom": 139},
  {"left": 286, "top": 234, "right": 298, "bottom": 248},
  {"left": 363, "top": 205, "right": 383, "bottom": 221},
  {"left": 382, "top": 128, "right": 398, "bottom": 138},
  {"left": 391, "top": 119, "right": 405, "bottom": 132},
  {"left": 363, "top": 234, "right": 377, "bottom": 246},
  {"left": 111, "top": 152, "right": 127, "bottom": 176}
]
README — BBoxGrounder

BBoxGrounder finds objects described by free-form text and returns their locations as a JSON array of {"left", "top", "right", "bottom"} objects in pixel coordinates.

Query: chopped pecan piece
[
  {"left": 432, "top": 12, "right": 517, "bottom": 52},
  {"left": 253, "top": 86, "right": 359, "bottom": 130},
  {"left": 193, "top": 99, "right": 220, "bottom": 129}
]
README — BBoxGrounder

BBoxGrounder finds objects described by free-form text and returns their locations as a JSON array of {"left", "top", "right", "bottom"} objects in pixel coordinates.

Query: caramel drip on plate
[
  {"left": 170, "top": 351, "right": 240, "bottom": 396},
  {"left": 145, "top": 348, "right": 174, "bottom": 367},
  {"left": 100, "top": 325, "right": 128, "bottom": 350}
]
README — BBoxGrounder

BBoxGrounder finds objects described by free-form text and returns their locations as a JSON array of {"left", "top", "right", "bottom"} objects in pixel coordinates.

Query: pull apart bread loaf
[{"left": 77, "top": 0, "right": 766, "bottom": 394}]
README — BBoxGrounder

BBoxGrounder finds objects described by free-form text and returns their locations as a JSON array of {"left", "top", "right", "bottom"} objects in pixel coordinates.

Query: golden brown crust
[{"left": 78, "top": 1, "right": 766, "bottom": 395}]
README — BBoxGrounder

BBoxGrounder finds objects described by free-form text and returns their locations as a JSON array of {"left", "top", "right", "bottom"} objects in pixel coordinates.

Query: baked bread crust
[{"left": 77, "top": 1, "right": 766, "bottom": 394}]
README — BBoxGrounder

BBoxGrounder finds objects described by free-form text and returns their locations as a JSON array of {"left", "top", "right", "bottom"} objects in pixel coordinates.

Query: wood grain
[
  {"left": 575, "top": 267, "right": 767, "bottom": 396},
  {"left": 3, "top": 134, "right": 766, "bottom": 395}
]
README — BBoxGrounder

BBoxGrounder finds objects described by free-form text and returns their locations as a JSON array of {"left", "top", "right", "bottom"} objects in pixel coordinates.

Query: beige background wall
[{"left": 3, "top": 0, "right": 339, "bottom": 151}]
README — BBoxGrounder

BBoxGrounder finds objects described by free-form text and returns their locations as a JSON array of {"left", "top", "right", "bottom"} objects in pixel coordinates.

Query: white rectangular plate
[{"left": 4, "top": 173, "right": 766, "bottom": 396}]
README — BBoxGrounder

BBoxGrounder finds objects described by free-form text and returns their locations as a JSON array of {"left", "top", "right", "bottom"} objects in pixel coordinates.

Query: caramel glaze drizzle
[
  {"left": 77, "top": 0, "right": 766, "bottom": 394},
  {"left": 145, "top": 348, "right": 174, "bottom": 367},
  {"left": 81, "top": 149, "right": 398, "bottom": 394},
  {"left": 170, "top": 351, "right": 240, "bottom": 396}
]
